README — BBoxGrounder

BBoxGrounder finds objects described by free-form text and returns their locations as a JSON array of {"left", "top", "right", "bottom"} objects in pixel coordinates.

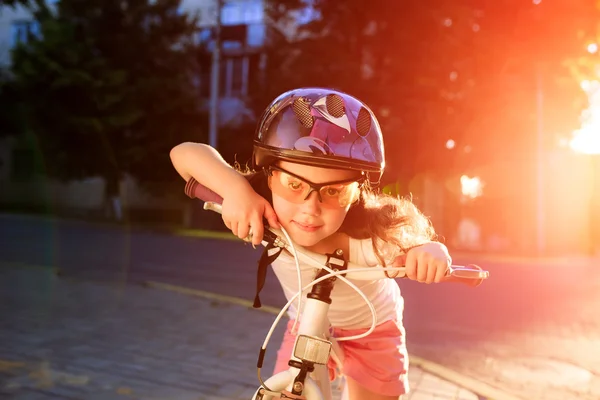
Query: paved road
[
  {"left": 0, "top": 267, "right": 481, "bottom": 400},
  {"left": 2, "top": 213, "right": 600, "bottom": 399}
]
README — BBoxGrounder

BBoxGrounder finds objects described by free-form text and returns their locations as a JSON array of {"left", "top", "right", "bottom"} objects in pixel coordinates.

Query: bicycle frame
[
  {"left": 200, "top": 201, "right": 488, "bottom": 400},
  {"left": 255, "top": 296, "right": 339, "bottom": 400}
]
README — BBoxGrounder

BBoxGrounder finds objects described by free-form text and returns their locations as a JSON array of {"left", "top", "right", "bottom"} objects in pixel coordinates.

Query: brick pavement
[{"left": 0, "top": 266, "right": 482, "bottom": 400}]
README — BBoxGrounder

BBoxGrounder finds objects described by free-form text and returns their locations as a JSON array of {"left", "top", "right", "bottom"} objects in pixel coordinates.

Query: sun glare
[{"left": 570, "top": 80, "right": 600, "bottom": 155}]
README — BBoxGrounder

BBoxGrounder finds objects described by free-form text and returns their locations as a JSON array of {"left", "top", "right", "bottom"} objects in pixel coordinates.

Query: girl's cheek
[{"left": 272, "top": 203, "right": 286, "bottom": 221}]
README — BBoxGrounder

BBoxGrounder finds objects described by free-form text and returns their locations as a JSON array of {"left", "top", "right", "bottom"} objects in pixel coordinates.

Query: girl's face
[{"left": 269, "top": 161, "right": 362, "bottom": 249}]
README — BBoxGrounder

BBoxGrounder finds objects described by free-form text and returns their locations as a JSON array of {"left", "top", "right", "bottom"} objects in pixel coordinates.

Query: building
[{"left": 183, "top": 0, "right": 267, "bottom": 126}]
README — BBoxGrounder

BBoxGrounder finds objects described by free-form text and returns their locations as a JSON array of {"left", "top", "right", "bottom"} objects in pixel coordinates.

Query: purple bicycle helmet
[{"left": 253, "top": 88, "right": 385, "bottom": 184}]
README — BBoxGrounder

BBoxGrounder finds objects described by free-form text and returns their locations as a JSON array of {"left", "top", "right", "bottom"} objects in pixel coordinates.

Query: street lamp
[
  {"left": 209, "top": 0, "right": 223, "bottom": 149},
  {"left": 570, "top": 78, "right": 600, "bottom": 256},
  {"left": 460, "top": 175, "right": 484, "bottom": 200}
]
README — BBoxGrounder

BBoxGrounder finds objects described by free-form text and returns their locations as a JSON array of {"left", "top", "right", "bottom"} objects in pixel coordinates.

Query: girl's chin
[
  {"left": 287, "top": 234, "right": 321, "bottom": 248},
  {"left": 283, "top": 227, "right": 324, "bottom": 248}
]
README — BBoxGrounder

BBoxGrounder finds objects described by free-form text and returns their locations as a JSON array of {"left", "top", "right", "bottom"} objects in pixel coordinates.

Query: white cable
[
  {"left": 201, "top": 205, "right": 419, "bottom": 367},
  {"left": 202, "top": 202, "right": 381, "bottom": 342},
  {"left": 260, "top": 266, "right": 407, "bottom": 352},
  {"left": 270, "top": 227, "right": 380, "bottom": 339}
]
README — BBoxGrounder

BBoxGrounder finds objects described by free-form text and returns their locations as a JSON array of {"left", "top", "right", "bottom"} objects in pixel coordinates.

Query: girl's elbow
[
  {"left": 170, "top": 142, "right": 185, "bottom": 157},
  {"left": 170, "top": 142, "right": 199, "bottom": 161},
  {"left": 171, "top": 141, "right": 193, "bottom": 153},
  {"left": 170, "top": 143, "right": 194, "bottom": 180}
]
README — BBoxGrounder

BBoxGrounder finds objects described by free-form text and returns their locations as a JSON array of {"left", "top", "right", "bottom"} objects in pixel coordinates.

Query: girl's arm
[
  {"left": 170, "top": 142, "right": 279, "bottom": 245},
  {"left": 170, "top": 142, "right": 248, "bottom": 198}
]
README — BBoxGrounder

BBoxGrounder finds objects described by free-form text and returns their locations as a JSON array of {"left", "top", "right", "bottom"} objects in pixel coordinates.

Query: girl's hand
[
  {"left": 221, "top": 184, "right": 280, "bottom": 246},
  {"left": 392, "top": 242, "right": 452, "bottom": 284}
]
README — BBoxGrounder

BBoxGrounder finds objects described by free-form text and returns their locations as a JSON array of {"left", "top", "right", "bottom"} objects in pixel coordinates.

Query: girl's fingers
[
  {"left": 263, "top": 202, "right": 280, "bottom": 229},
  {"left": 416, "top": 254, "right": 429, "bottom": 282},
  {"left": 250, "top": 215, "right": 264, "bottom": 246},
  {"left": 435, "top": 260, "right": 449, "bottom": 283},
  {"left": 426, "top": 260, "right": 437, "bottom": 284},
  {"left": 404, "top": 251, "right": 418, "bottom": 280},
  {"left": 237, "top": 220, "right": 250, "bottom": 240}
]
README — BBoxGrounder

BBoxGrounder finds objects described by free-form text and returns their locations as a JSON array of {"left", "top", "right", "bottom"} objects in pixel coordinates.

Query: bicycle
[{"left": 188, "top": 183, "right": 489, "bottom": 400}]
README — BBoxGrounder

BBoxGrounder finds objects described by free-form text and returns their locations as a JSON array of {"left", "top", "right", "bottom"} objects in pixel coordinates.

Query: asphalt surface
[
  {"left": 1, "top": 213, "right": 599, "bottom": 399},
  {"left": 0, "top": 267, "right": 481, "bottom": 400}
]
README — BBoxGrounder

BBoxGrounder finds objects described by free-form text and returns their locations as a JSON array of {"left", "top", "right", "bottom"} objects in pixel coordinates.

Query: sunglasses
[{"left": 267, "top": 165, "right": 363, "bottom": 208}]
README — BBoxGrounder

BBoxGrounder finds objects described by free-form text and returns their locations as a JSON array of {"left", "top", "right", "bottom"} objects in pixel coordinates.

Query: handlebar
[
  {"left": 185, "top": 178, "right": 488, "bottom": 381},
  {"left": 201, "top": 201, "right": 489, "bottom": 286}
]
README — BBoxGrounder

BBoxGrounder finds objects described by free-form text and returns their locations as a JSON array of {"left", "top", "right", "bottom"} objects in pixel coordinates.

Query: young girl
[{"left": 170, "top": 88, "right": 452, "bottom": 400}]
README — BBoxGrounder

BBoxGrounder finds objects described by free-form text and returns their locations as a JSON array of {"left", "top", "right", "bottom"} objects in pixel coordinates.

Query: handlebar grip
[{"left": 185, "top": 178, "right": 223, "bottom": 203}]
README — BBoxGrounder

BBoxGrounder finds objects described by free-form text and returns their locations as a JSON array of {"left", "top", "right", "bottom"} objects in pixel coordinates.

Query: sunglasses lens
[
  {"left": 319, "top": 183, "right": 360, "bottom": 207},
  {"left": 269, "top": 170, "right": 309, "bottom": 203}
]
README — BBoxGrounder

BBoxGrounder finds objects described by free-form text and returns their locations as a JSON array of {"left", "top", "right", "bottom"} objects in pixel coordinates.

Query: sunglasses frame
[{"left": 266, "top": 165, "right": 365, "bottom": 206}]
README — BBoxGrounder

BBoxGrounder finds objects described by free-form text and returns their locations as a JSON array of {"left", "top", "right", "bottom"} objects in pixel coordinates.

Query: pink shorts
[{"left": 273, "top": 319, "right": 410, "bottom": 396}]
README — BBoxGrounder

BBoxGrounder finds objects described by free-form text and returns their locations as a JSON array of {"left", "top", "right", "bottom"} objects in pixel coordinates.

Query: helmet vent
[
  {"left": 325, "top": 94, "right": 345, "bottom": 118},
  {"left": 292, "top": 97, "right": 314, "bottom": 128},
  {"left": 356, "top": 107, "right": 372, "bottom": 136}
]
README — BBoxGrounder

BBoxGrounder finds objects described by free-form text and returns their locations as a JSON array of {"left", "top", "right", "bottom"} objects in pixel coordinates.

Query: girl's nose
[{"left": 301, "top": 191, "right": 322, "bottom": 215}]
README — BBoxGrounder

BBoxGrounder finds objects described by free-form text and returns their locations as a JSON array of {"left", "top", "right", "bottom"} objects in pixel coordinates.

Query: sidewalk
[{"left": 0, "top": 266, "right": 486, "bottom": 400}]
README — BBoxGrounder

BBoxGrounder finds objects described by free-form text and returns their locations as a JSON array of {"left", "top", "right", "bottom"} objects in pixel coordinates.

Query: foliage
[
  {"left": 258, "top": 0, "right": 597, "bottom": 183},
  {"left": 9, "top": 0, "right": 208, "bottom": 196}
]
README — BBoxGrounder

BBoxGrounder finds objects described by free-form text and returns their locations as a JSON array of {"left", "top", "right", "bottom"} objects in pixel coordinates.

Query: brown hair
[
  {"left": 339, "top": 188, "right": 437, "bottom": 276},
  {"left": 242, "top": 169, "right": 436, "bottom": 275}
]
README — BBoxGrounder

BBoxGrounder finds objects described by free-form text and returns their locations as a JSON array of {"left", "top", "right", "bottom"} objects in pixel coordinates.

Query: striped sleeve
[{"left": 184, "top": 177, "right": 199, "bottom": 199}]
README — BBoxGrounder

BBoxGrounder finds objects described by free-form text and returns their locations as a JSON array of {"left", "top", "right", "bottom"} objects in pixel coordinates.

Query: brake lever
[
  {"left": 447, "top": 265, "right": 489, "bottom": 280},
  {"left": 203, "top": 202, "right": 265, "bottom": 246},
  {"left": 203, "top": 201, "right": 222, "bottom": 214}
]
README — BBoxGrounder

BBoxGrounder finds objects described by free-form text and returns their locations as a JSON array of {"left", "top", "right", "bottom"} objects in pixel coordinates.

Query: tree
[
  {"left": 0, "top": 68, "right": 24, "bottom": 136},
  {"left": 10, "top": 0, "right": 208, "bottom": 219},
  {"left": 257, "top": 0, "right": 596, "bottom": 183},
  {"left": 256, "top": 0, "right": 476, "bottom": 181}
]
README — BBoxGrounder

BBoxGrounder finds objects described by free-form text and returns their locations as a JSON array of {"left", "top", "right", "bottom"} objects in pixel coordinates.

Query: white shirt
[{"left": 270, "top": 237, "right": 404, "bottom": 329}]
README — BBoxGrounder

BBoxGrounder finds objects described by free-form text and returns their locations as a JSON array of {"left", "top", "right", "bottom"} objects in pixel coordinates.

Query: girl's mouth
[{"left": 293, "top": 221, "right": 322, "bottom": 232}]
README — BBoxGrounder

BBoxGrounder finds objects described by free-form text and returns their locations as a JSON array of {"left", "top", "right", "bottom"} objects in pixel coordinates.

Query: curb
[
  {"left": 144, "top": 281, "right": 281, "bottom": 315},
  {"left": 170, "top": 228, "right": 237, "bottom": 241},
  {"left": 146, "top": 280, "right": 523, "bottom": 400},
  {"left": 0, "top": 261, "right": 61, "bottom": 274}
]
